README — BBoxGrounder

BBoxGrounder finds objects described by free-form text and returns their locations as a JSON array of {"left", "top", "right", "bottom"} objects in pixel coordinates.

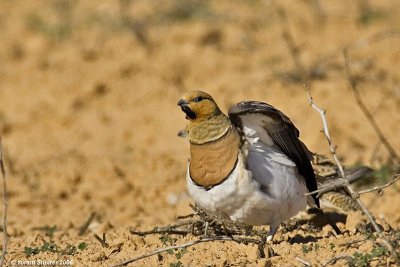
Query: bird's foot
[{"left": 266, "top": 225, "right": 279, "bottom": 242}]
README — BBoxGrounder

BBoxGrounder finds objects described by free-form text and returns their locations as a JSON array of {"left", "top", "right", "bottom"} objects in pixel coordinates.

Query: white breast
[{"left": 186, "top": 141, "right": 308, "bottom": 228}]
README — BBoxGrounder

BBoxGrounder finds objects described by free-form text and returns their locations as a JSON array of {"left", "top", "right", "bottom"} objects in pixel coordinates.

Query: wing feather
[{"left": 229, "top": 101, "right": 320, "bottom": 207}]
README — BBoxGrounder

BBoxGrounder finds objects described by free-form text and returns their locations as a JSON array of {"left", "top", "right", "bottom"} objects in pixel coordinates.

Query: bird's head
[
  {"left": 177, "top": 91, "right": 222, "bottom": 121},
  {"left": 177, "top": 91, "right": 231, "bottom": 144}
]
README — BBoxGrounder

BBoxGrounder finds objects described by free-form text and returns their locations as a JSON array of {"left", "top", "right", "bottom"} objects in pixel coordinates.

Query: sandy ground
[{"left": 0, "top": 0, "right": 400, "bottom": 266}]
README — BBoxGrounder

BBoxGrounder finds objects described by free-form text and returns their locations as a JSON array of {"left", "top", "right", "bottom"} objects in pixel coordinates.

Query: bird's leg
[
  {"left": 203, "top": 221, "right": 209, "bottom": 237},
  {"left": 244, "top": 225, "right": 253, "bottom": 236},
  {"left": 267, "top": 225, "right": 279, "bottom": 242},
  {"left": 201, "top": 216, "right": 216, "bottom": 237},
  {"left": 257, "top": 228, "right": 276, "bottom": 258}
]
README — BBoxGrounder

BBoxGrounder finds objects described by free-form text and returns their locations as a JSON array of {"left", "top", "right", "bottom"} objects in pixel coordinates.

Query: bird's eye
[{"left": 193, "top": 96, "right": 203, "bottom": 103}]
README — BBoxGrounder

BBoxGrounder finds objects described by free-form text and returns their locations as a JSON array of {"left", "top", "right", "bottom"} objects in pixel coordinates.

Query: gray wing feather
[{"left": 229, "top": 101, "right": 320, "bottom": 207}]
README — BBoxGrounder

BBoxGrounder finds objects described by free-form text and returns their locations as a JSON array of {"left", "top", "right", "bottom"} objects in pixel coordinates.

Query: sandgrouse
[{"left": 178, "top": 91, "right": 339, "bottom": 241}]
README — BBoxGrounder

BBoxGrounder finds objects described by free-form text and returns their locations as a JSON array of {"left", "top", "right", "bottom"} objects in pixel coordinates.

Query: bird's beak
[
  {"left": 177, "top": 129, "right": 188, "bottom": 138},
  {"left": 177, "top": 99, "right": 196, "bottom": 120},
  {"left": 177, "top": 99, "right": 189, "bottom": 107}
]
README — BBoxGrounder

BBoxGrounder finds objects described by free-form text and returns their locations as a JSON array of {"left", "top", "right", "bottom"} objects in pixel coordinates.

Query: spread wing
[{"left": 228, "top": 101, "right": 320, "bottom": 207}]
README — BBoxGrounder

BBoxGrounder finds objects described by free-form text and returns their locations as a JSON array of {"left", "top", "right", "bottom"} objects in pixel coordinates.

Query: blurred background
[{"left": 0, "top": 0, "right": 399, "bottom": 265}]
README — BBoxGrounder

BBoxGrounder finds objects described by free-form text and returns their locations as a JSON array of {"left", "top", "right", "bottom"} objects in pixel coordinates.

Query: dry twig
[
  {"left": 357, "top": 174, "right": 400, "bottom": 195},
  {"left": 305, "top": 84, "right": 400, "bottom": 264},
  {"left": 321, "top": 254, "right": 354, "bottom": 267},
  {"left": 175, "top": 213, "right": 196, "bottom": 220},
  {"left": 78, "top": 212, "right": 96, "bottom": 236},
  {"left": 0, "top": 137, "right": 8, "bottom": 267},
  {"left": 305, "top": 84, "right": 346, "bottom": 177},
  {"left": 94, "top": 233, "right": 109, "bottom": 248},
  {"left": 339, "top": 237, "right": 370, "bottom": 248},
  {"left": 130, "top": 220, "right": 201, "bottom": 236},
  {"left": 307, "top": 173, "right": 400, "bottom": 197},
  {"left": 130, "top": 204, "right": 251, "bottom": 238},
  {"left": 295, "top": 256, "right": 311, "bottom": 266},
  {"left": 107, "top": 243, "right": 123, "bottom": 259},
  {"left": 343, "top": 50, "right": 400, "bottom": 166},
  {"left": 114, "top": 206, "right": 273, "bottom": 266}
]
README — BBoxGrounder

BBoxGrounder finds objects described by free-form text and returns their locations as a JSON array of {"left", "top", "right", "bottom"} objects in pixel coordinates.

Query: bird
[
  {"left": 177, "top": 90, "right": 340, "bottom": 241},
  {"left": 312, "top": 154, "right": 372, "bottom": 213},
  {"left": 179, "top": 129, "right": 370, "bottom": 215},
  {"left": 179, "top": 128, "right": 371, "bottom": 214}
]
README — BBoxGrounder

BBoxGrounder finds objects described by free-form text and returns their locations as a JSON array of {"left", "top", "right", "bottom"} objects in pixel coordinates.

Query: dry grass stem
[
  {"left": 321, "top": 254, "right": 354, "bottom": 267},
  {"left": 295, "top": 256, "right": 311, "bottom": 266},
  {"left": 0, "top": 137, "right": 8, "bottom": 267},
  {"left": 307, "top": 173, "right": 400, "bottom": 197},
  {"left": 357, "top": 174, "right": 400, "bottom": 194},
  {"left": 78, "top": 212, "right": 96, "bottom": 236},
  {"left": 339, "top": 237, "right": 370, "bottom": 248},
  {"left": 94, "top": 233, "right": 109, "bottom": 248}
]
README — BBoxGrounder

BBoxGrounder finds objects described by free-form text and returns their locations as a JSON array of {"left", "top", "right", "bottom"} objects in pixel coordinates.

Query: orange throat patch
[{"left": 189, "top": 126, "right": 241, "bottom": 187}]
